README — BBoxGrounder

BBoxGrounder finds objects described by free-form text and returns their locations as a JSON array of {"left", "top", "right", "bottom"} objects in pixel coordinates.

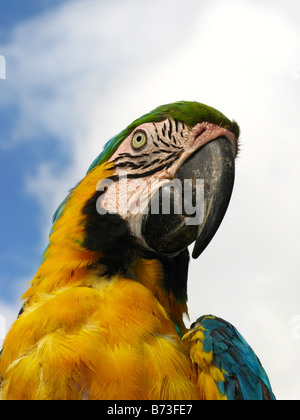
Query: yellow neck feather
[
  {"left": 22, "top": 163, "right": 114, "bottom": 302},
  {"left": 22, "top": 161, "right": 187, "bottom": 331}
]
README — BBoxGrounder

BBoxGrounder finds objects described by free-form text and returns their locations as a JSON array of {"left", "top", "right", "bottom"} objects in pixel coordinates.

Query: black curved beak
[
  {"left": 141, "top": 137, "right": 235, "bottom": 258},
  {"left": 188, "top": 138, "right": 235, "bottom": 258}
]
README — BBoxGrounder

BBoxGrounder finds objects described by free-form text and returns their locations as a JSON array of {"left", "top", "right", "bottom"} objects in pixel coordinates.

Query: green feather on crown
[{"left": 87, "top": 101, "right": 240, "bottom": 173}]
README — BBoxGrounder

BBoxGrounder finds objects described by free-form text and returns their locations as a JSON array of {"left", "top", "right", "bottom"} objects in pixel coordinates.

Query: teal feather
[{"left": 194, "top": 315, "right": 276, "bottom": 400}]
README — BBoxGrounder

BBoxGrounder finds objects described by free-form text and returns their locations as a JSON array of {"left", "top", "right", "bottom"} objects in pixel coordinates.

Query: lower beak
[{"left": 141, "top": 137, "right": 235, "bottom": 258}]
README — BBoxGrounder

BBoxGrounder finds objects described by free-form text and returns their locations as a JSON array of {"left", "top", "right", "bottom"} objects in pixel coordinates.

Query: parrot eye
[{"left": 131, "top": 131, "right": 147, "bottom": 150}]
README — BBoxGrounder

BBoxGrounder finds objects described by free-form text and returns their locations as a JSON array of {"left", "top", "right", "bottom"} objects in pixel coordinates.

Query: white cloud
[
  {"left": 1, "top": 0, "right": 300, "bottom": 399},
  {"left": 0, "top": 299, "right": 23, "bottom": 348}
]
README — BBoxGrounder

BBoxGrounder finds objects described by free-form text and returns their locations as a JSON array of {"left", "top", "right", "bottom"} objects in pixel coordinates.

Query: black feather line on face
[
  {"left": 139, "top": 158, "right": 162, "bottom": 170},
  {"left": 112, "top": 146, "right": 181, "bottom": 174},
  {"left": 157, "top": 136, "right": 170, "bottom": 148},
  {"left": 120, "top": 164, "right": 171, "bottom": 179},
  {"left": 167, "top": 118, "right": 173, "bottom": 140},
  {"left": 112, "top": 152, "right": 150, "bottom": 162},
  {"left": 174, "top": 118, "right": 179, "bottom": 133},
  {"left": 111, "top": 121, "right": 184, "bottom": 178},
  {"left": 112, "top": 161, "right": 143, "bottom": 170}
]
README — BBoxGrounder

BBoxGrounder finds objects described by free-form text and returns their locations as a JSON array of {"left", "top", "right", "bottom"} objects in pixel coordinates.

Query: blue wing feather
[{"left": 193, "top": 315, "right": 276, "bottom": 400}]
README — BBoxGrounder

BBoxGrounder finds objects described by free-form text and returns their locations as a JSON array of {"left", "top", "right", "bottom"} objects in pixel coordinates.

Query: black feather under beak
[{"left": 141, "top": 137, "right": 235, "bottom": 259}]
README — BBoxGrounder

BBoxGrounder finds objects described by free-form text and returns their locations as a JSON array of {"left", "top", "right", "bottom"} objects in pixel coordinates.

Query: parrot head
[
  {"left": 45, "top": 101, "right": 239, "bottom": 311},
  {"left": 83, "top": 101, "right": 239, "bottom": 261}
]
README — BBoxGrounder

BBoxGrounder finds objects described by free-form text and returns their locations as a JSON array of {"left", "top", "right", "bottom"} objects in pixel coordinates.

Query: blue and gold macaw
[{"left": 0, "top": 101, "right": 275, "bottom": 400}]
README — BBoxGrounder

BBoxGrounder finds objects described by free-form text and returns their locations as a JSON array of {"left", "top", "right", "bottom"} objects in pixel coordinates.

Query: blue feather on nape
[{"left": 194, "top": 315, "right": 276, "bottom": 400}]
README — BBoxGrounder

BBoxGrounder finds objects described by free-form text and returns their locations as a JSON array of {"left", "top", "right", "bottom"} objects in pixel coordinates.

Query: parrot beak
[{"left": 141, "top": 137, "right": 235, "bottom": 258}]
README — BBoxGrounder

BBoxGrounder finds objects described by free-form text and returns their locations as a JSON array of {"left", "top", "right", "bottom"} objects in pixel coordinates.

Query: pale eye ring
[{"left": 131, "top": 130, "right": 147, "bottom": 150}]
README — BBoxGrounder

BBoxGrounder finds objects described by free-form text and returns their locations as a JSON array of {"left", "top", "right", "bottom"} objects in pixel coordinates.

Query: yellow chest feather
[{"left": 0, "top": 275, "right": 198, "bottom": 400}]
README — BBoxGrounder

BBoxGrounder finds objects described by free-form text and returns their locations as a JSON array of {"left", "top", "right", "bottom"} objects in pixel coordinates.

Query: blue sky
[
  {"left": 0, "top": 0, "right": 72, "bottom": 300},
  {"left": 0, "top": 0, "right": 60, "bottom": 39},
  {"left": 0, "top": 0, "right": 300, "bottom": 399}
]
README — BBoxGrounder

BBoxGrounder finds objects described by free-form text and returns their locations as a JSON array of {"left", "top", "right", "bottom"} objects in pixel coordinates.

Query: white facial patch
[{"left": 96, "top": 118, "right": 237, "bottom": 243}]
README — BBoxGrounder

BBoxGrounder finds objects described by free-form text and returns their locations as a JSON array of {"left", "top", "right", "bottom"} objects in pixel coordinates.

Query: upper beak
[
  {"left": 141, "top": 137, "right": 235, "bottom": 258},
  {"left": 185, "top": 137, "right": 235, "bottom": 258}
]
